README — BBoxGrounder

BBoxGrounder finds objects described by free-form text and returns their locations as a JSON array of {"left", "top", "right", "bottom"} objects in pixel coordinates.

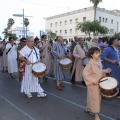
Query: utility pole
[{"left": 23, "top": 9, "right": 25, "bottom": 37}]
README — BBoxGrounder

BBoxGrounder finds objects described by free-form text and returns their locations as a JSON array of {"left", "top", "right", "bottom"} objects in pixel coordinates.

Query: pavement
[{"left": 0, "top": 57, "right": 120, "bottom": 120}]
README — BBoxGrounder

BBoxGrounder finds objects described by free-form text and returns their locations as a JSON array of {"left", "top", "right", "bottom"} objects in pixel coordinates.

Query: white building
[
  {"left": 13, "top": 27, "right": 34, "bottom": 38},
  {"left": 45, "top": 6, "right": 120, "bottom": 40}
]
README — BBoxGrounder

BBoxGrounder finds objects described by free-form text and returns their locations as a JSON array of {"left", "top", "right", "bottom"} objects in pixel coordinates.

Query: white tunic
[
  {"left": 19, "top": 45, "right": 44, "bottom": 94},
  {"left": 6, "top": 43, "right": 18, "bottom": 73}
]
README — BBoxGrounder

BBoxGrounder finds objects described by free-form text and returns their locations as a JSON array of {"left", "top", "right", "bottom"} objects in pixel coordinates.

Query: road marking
[
  {"left": 46, "top": 76, "right": 86, "bottom": 89},
  {"left": 46, "top": 91, "right": 116, "bottom": 120},
  {"left": 0, "top": 72, "right": 117, "bottom": 120},
  {"left": 0, "top": 95, "right": 36, "bottom": 120}
]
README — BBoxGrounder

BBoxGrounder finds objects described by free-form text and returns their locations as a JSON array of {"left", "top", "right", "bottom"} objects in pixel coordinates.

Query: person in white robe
[
  {"left": 18, "top": 37, "right": 47, "bottom": 98},
  {"left": 0, "top": 39, "right": 8, "bottom": 72},
  {"left": 5, "top": 38, "right": 18, "bottom": 78}
]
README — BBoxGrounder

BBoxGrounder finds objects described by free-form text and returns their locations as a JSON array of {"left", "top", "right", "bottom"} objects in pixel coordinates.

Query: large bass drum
[{"left": 99, "top": 77, "right": 119, "bottom": 98}]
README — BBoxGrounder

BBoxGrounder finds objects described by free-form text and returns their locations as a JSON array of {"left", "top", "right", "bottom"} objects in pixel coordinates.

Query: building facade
[
  {"left": 13, "top": 27, "right": 34, "bottom": 38},
  {"left": 45, "top": 6, "right": 120, "bottom": 40}
]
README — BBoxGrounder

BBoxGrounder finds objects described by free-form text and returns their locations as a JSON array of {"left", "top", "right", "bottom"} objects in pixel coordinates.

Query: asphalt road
[{"left": 0, "top": 57, "right": 120, "bottom": 120}]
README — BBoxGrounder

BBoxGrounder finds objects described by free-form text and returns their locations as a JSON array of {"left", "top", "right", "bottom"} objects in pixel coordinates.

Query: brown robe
[
  {"left": 39, "top": 41, "right": 51, "bottom": 74},
  {"left": 71, "top": 44, "right": 86, "bottom": 81},
  {"left": 83, "top": 59, "right": 106, "bottom": 113}
]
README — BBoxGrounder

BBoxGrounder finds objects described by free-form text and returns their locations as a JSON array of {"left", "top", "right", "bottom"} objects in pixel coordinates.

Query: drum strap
[
  {"left": 33, "top": 46, "right": 38, "bottom": 59},
  {"left": 6, "top": 45, "right": 13, "bottom": 55}
]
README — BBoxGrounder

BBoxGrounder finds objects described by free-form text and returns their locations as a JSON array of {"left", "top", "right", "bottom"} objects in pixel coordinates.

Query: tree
[
  {"left": 2, "top": 28, "right": 18, "bottom": 40},
  {"left": 24, "top": 18, "right": 30, "bottom": 38},
  {"left": 76, "top": 20, "right": 109, "bottom": 37},
  {"left": 46, "top": 30, "right": 57, "bottom": 39},
  {"left": 90, "top": 0, "right": 102, "bottom": 21},
  {"left": 76, "top": 21, "right": 93, "bottom": 37},
  {"left": 7, "top": 18, "right": 15, "bottom": 33}
]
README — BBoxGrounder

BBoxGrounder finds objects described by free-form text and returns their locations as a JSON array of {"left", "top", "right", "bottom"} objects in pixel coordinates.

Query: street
[{"left": 0, "top": 57, "right": 120, "bottom": 120}]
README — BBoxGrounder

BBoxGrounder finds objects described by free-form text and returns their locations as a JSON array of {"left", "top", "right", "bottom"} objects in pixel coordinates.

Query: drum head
[
  {"left": 60, "top": 58, "right": 71, "bottom": 65},
  {"left": 32, "top": 62, "right": 46, "bottom": 72},
  {"left": 99, "top": 77, "right": 118, "bottom": 90}
]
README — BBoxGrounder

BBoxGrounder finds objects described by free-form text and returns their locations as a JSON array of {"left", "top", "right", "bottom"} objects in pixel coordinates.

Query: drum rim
[
  {"left": 59, "top": 58, "right": 72, "bottom": 65},
  {"left": 99, "top": 76, "right": 118, "bottom": 90},
  {"left": 32, "top": 62, "right": 47, "bottom": 72}
]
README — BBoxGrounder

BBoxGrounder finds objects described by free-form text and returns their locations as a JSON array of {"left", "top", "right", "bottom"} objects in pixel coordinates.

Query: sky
[{"left": 1, "top": 0, "right": 120, "bottom": 38}]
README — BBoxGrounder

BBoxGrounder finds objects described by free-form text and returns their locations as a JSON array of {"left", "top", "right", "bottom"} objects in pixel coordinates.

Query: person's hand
[
  {"left": 111, "top": 60, "right": 117, "bottom": 64},
  {"left": 105, "top": 68, "right": 111, "bottom": 73},
  {"left": 93, "top": 82, "right": 98, "bottom": 85},
  {"left": 26, "top": 60, "right": 31, "bottom": 65},
  {"left": 58, "top": 54, "right": 62, "bottom": 59}
]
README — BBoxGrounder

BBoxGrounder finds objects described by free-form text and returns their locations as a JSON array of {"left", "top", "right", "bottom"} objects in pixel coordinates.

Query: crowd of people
[{"left": 0, "top": 35, "right": 120, "bottom": 120}]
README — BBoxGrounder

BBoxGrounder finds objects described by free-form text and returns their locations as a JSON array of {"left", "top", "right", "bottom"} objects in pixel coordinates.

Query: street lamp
[{"left": 13, "top": 9, "right": 33, "bottom": 37}]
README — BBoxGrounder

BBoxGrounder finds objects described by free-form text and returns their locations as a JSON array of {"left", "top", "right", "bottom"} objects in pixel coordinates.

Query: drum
[
  {"left": 99, "top": 77, "right": 119, "bottom": 98},
  {"left": 59, "top": 58, "right": 72, "bottom": 69},
  {"left": 82, "top": 57, "right": 91, "bottom": 66},
  {"left": 32, "top": 62, "right": 46, "bottom": 77}
]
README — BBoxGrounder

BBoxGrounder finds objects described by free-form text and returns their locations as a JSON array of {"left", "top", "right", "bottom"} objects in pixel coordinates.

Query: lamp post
[{"left": 13, "top": 9, "right": 33, "bottom": 37}]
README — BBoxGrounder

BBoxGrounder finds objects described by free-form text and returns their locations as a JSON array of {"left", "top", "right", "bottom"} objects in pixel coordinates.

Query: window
[
  {"left": 50, "top": 23, "right": 52, "bottom": 27},
  {"left": 105, "top": 18, "right": 108, "bottom": 23},
  {"left": 60, "top": 21, "right": 62, "bottom": 26},
  {"left": 65, "top": 30, "right": 67, "bottom": 34},
  {"left": 65, "top": 20, "right": 67, "bottom": 25},
  {"left": 60, "top": 30, "right": 62, "bottom": 35},
  {"left": 55, "top": 22, "right": 57, "bottom": 27},
  {"left": 83, "top": 17, "right": 86, "bottom": 22},
  {"left": 75, "top": 29, "right": 78, "bottom": 34},
  {"left": 103, "top": 18, "right": 104, "bottom": 22},
  {"left": 111, "top": 19, "right": 113, "bottom": 24},
  {"left": 55, "top": 31, "right": 57, "bottom": 34},
  {"left": 70, "top": 19, "right": 72, "bottom": 24},
  {"left": 70, "top": 29, "right": 72, "bottom": 34},
  {"left": 75, "top": 18, "right": 78, "bottom": 23},
  {"left": 19, "top": 35, "right": 21, "bottom": 37},
  {"left": 99, "top": 17, "right": 101, "bottom": 22}
]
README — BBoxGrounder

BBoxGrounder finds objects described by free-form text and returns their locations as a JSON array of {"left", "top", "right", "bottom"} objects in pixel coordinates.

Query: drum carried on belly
[
  {"left": 82, "top": 57, "right": 91, "bottom": 66},
  {"left": 99, "top": 77, "right": 119, "bottom": 98},
  {"left": 59, "top": 58, "right": 72, "bottom": 69},
  {"left": 32, "top": 62, "right": 47, "bottom": 77}
]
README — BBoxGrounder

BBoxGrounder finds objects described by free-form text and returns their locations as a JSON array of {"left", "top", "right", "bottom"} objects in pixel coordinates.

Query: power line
[{"left": 19, "top": 0, "right": 71, "bottom": 9}]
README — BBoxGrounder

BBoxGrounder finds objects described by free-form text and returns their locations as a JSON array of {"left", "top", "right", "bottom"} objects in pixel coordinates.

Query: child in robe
[{"left": 83, "top": 47, "right": 111, "bottom": 120}]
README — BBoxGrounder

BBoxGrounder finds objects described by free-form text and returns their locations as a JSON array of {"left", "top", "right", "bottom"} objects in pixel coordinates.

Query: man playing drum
[
  {"left": 71, "top": 37, "right": 86, "bottom": 84},
  {"left": 101, "top": 37, "right": 120, "bottom": 98},
  {"left": 51, "top": 36, "right": 66, "bottom": 90},
  {"left": 18, "top": 37, "right": 47, "bottom": 98}
]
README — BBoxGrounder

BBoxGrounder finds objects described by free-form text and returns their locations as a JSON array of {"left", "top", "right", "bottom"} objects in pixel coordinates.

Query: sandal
[
  {"left": 37, "top": 93, "right": 47, "bottom": 98},
  {"left": 10, "top": 74, "right": 16, "bottom": 79},
  {"left": 84, "top": 108, "right": 94, "bottom": 116}
]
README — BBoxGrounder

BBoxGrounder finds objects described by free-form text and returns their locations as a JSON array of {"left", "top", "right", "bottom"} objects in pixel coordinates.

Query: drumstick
[{"left": 99, "top": 78, "right": 108, "bottom": 83}]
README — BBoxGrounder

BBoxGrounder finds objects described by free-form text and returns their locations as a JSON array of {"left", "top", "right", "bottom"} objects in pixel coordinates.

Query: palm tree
[
  {"left": 90, "top": 0, "right": 102, "bottom": 21},
  {"left": 24, "top": 18, "right": 30, "bottom": 38},
  {"left": 7, "top": 18, "right": 15, "bottom": 34}
]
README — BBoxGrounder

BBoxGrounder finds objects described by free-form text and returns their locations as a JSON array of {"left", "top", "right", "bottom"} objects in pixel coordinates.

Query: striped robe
[
  {"left": 51, "top": 42, "right": 65, "bottom": 81},
  {"left": 19, "top": 45, "right": 44, "bottom": 94}
]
